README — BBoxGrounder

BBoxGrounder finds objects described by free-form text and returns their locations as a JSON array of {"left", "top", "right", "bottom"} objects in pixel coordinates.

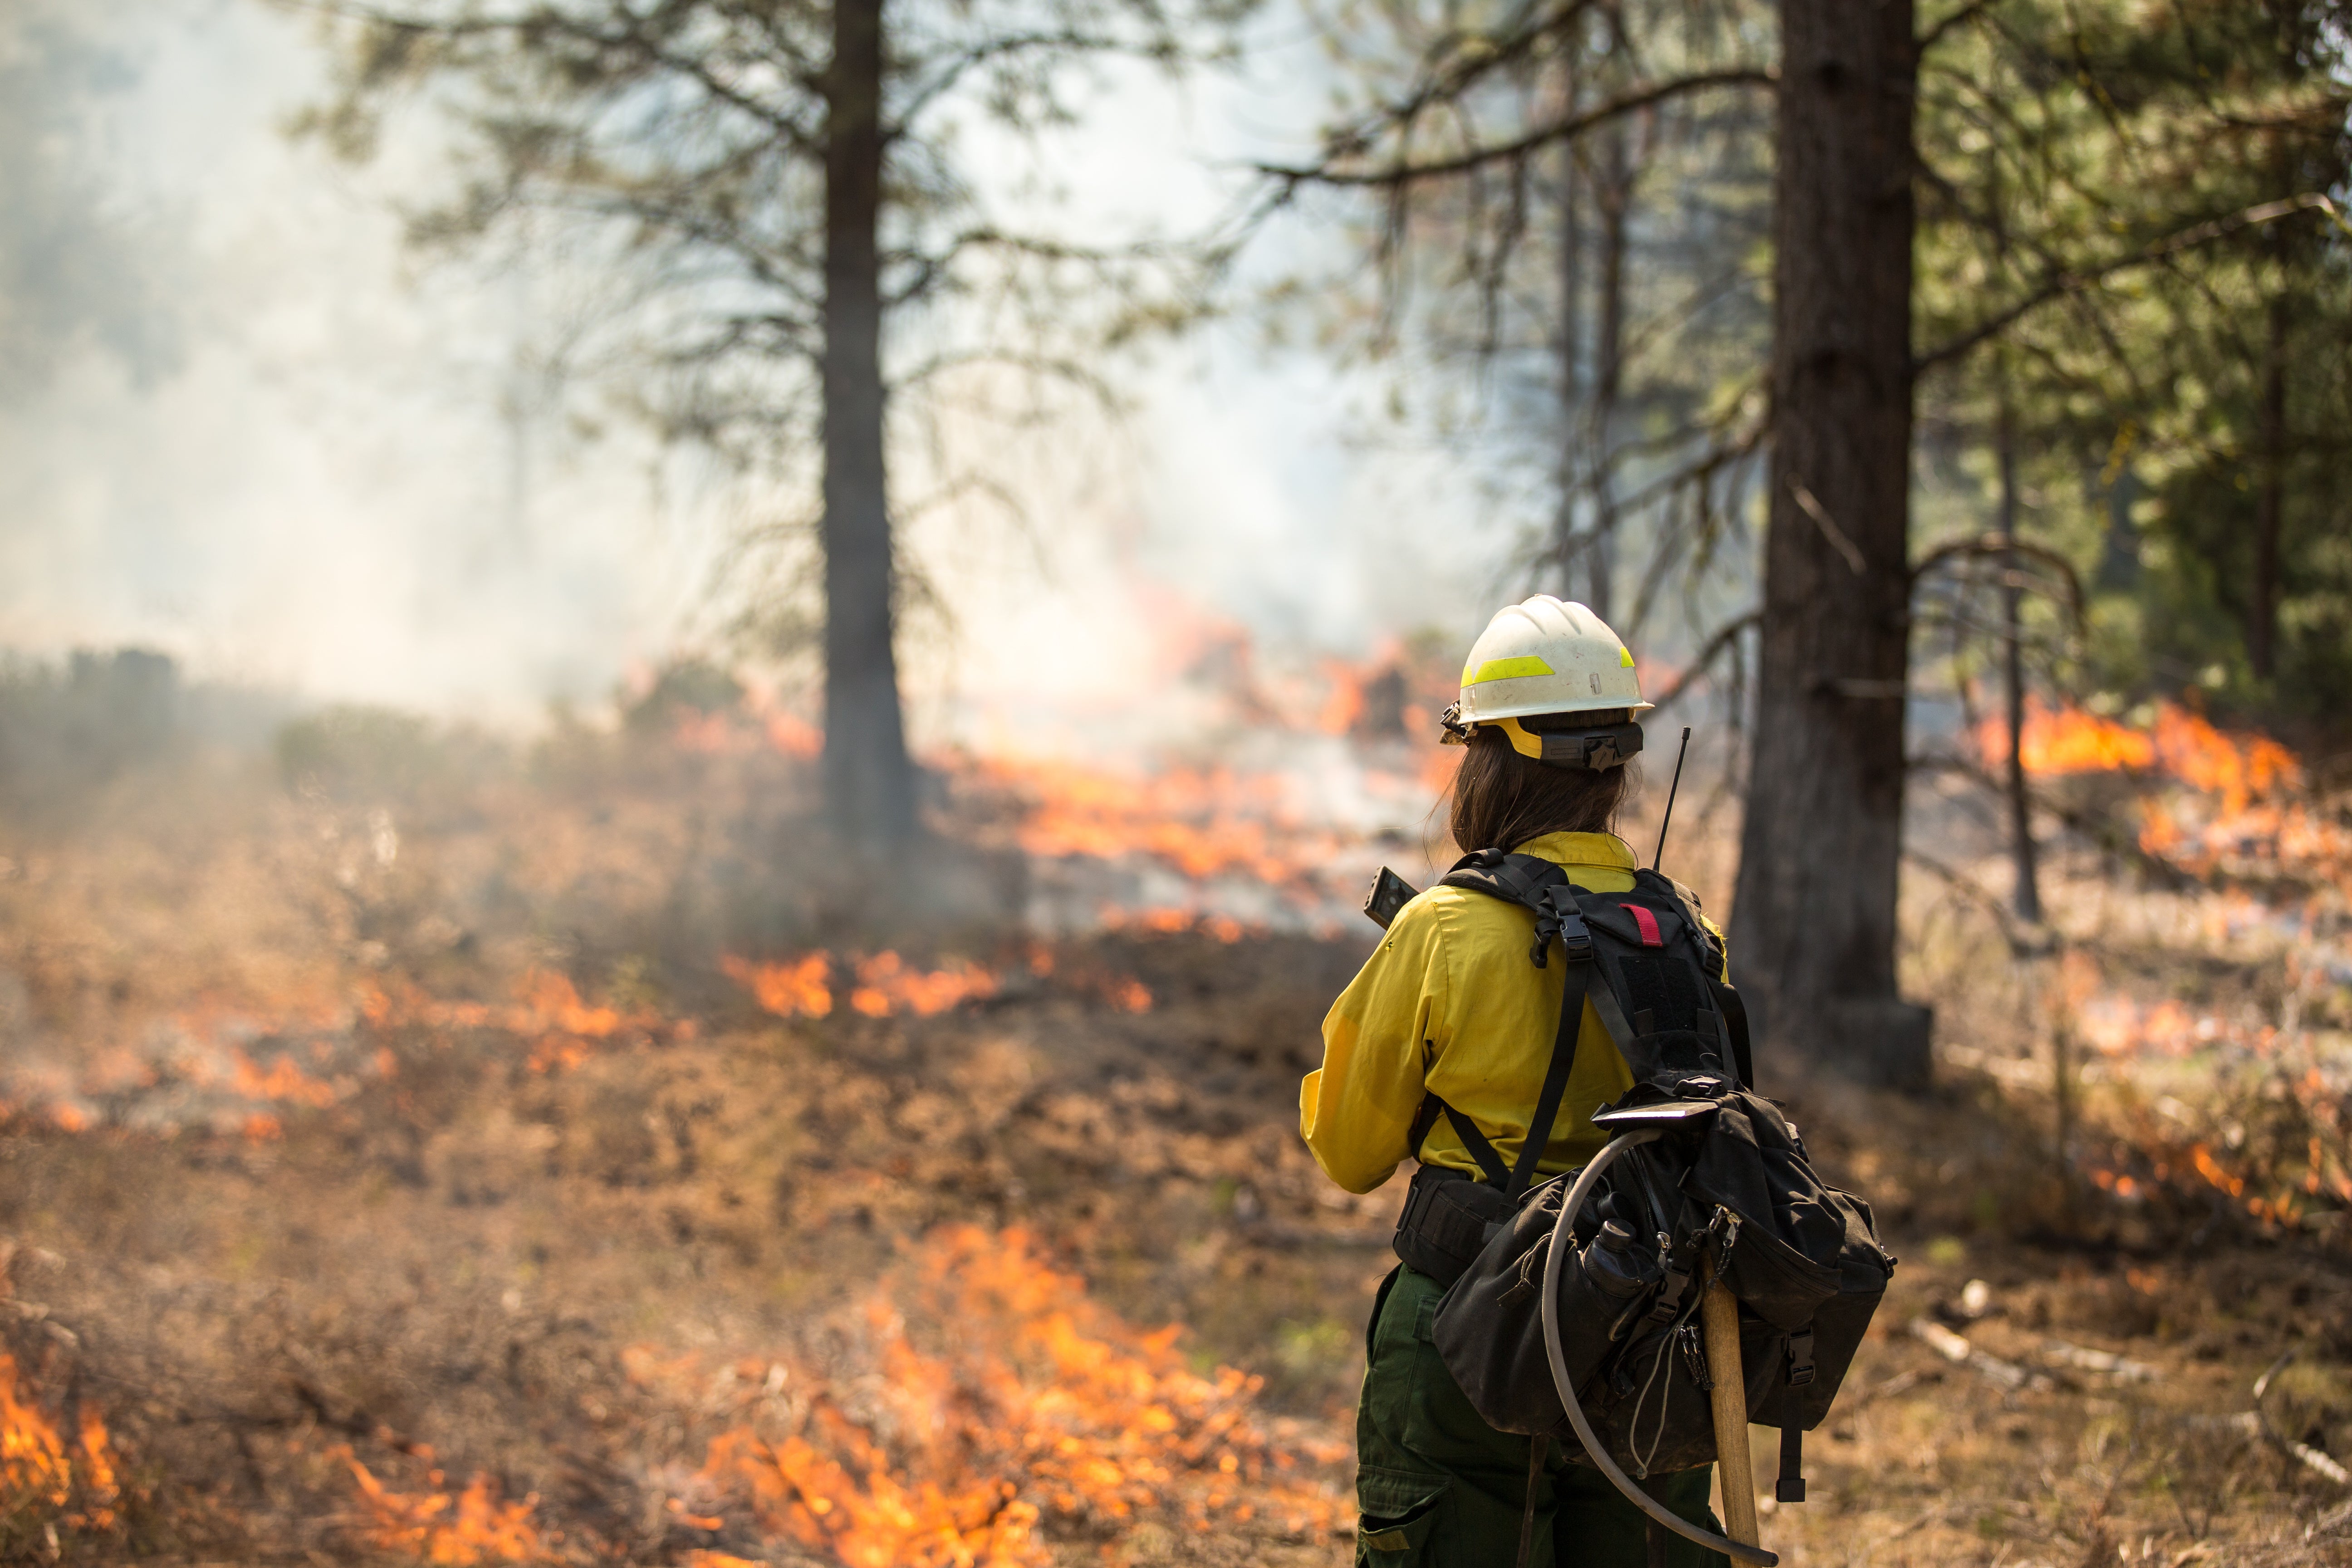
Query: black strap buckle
[
  {"left": 1531, "top": 887, "right": 1592, "bottom": 968},
  {"left": 1786, "top": 1327, "right": 1816, "bottom": 1387},
  {"left": 1648, "top": 1265, "right": 1693, "bottom": 1323}
]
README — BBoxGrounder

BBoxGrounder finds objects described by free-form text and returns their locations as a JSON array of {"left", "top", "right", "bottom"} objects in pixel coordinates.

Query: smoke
[
  {"left": 0, "top": 0, "right": 1517, "bottom": 737},
  {"left": 0, "top": 6, "right": 182, "bottom": 398}
]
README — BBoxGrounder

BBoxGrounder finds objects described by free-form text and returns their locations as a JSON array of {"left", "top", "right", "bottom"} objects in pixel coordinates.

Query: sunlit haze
[{"left": 0, "top": 0, "right": 1515, "bottom": 738}]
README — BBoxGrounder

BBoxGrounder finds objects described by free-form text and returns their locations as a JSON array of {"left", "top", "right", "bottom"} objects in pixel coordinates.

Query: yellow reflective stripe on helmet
[
  {"left": 1466, "top": 655, "right": 1555, "bottom": 685},
  {"left": 1618, "top": 647, "right": 1635, "bottom": 668}
]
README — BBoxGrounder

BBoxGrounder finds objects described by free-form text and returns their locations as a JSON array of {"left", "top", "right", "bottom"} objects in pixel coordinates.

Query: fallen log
[
  {"left": 2252, "top": 1348, "right": 2351, "bottom": 1487},
  {"left": 1908, "top": 1317, "right": 2049, "bottom": 1392}
]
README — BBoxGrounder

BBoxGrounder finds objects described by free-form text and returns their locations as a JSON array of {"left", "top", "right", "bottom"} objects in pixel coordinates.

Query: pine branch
[
  {"left": 1914, "top": 193, "right": 2346, "bottom": 373},
  {"left": 1257, "top": 69, "right": 1775, "bottom": 191}
]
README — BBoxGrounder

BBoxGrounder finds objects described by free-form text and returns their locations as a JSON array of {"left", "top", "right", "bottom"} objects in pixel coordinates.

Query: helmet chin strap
[
  {"left": 1496, "top": 716, "right": 1644, "bottom": 770},
  {"left": 1437, "top": 704, "right": 1643, "bottom": 771}
]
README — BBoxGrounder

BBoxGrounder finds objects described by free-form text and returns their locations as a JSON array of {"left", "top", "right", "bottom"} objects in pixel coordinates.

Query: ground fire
[{"left": 0, "top": 667, "right": 2347, "bottom": 1565}]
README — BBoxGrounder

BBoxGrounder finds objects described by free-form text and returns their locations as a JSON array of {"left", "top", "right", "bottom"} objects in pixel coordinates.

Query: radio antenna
[{"left": 1652, "top": 727, "right": 1692, "bottom": 871}]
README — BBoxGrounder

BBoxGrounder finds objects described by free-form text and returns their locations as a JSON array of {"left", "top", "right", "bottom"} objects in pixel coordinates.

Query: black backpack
[
  {"left": 1383, "top": 850, "right": 1894, "bottom": 1501},
  {"left": 1433, "top": 1082, "right": 1893, "bottom": 1483},
  {"left": 1387, "top": 848, "right": 1752, "bottom": 1287}
]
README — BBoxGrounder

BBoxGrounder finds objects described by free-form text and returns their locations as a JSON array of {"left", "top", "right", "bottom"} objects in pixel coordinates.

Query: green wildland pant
[{"left": 1356, "top": 1265, "right": 1730, "bottom": 1568}]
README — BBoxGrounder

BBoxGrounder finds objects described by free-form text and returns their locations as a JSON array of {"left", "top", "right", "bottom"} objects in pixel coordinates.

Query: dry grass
[{"left": 0, "top": 705, "right": 2346, "bottom": 1566}]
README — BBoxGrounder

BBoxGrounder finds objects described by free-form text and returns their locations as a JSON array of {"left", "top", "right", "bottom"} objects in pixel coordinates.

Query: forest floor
[{"left": 1, "top": 714, "right": 2348, "bottom": 1568}]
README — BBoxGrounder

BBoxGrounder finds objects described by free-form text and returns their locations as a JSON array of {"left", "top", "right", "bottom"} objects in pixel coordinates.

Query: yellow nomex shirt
[{"left": 1299, "top": 831, "right": 1727, "bottom": 1195}]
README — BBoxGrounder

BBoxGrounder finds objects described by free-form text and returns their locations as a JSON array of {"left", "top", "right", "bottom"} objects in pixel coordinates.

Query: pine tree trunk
[
  {"left": 1588, "top": 122, "right": 1630, "bottom": 622},
  {"left": 820, "top": 0, "right": 916, "bottom": 855},
  {"left": 1552, "top": 85, "right": 1583, "bottom": 596},
  {"left": 1998, "top": 395, "right": 2041, "bottom": 924},
  {"left": 1729, "top": 0, "right": 1926, "bottom": 1088},
  {"left": 2250, "top": 284, "right": 2287, "bottom": 682}
]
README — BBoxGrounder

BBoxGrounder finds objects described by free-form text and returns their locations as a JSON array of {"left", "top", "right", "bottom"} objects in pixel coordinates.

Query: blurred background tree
[
  {"left": 282, "top": 0, "right": 2349, "bottom": 1064},
  {"left": 1918, "top": 1, "right": 2352, "bottom": 704},
  {"left": 1909, "top": 0, "right": 2352, "bottom": 920},
  {"left": 299, "top": 0, "right": 1233, "bottom": 860},
  {"left": 1264, "top": 0, "right": 2350, "bottom": 1074}
]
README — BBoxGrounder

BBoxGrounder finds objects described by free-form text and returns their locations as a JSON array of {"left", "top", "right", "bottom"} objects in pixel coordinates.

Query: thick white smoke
[{"left": 0, "top": 0, "right": 1516, "bottom": 737}]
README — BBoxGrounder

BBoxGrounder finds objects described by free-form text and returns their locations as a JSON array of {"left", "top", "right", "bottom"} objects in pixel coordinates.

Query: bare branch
[
  {"left": 1909, "top": 532, "right": 2087, "bottom": 626},
  {"left": 1645, "top": 611, "right": 1760, "bottom": 714},
  {"left": 1786, "top": 478, "right": 1866, "bottom": 575},
  {"left": 316, "top": 1, "right": 827, "bottom": 155},
  {"left": 1257, "top": 69, "right": 1775, "bottom": 190},
  {"left": 890, "top": 28, "right": 1173, "bottom": 137},
  {"left": 1304, "top": 0, "right": 1614, "bottom": 165}
]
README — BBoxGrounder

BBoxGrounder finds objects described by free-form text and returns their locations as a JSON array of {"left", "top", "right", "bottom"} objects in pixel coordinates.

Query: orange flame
[
  {"left": 1098, "top": 908, "right": 1249, "bottom": 944},
  {"left": 725, "top": 953, "right": 1001, "bottom": 1021},
  {"left": 15, "top": 947, "right": 1019, "bottom": 1142},
  {"left": 725, "top": 950, "right": 1166, "bottom": 1021},
  {"left": 2151, "top": 706, "right": 2298, "bottom": 813},
  {"left": 1315, "top": 661, "right": 1366, "bottom": 736},
  {"left": 722, "top": 953, "right": 834, "bottom": 1019},
  {"left": 1978, "top": 699, "right": 2300, "bottom": 813},
  {"left": 361, "top": 969, "right": 653, "bottom": 1078},
  {"left": 764, "top": 710, "right": 823, "bottom": 760},
  {"left": 1102, "top": 977, "right": 1153, "bottom": 1014},
  {"left": 2187, "top": 1143, "right": 2246, "bottom": 1200},
  {"left": 969, "top": 755, "right": 1341, "bottom": 884},
  {"left": 2087, "top": 1166, "right": 2142, "bottom": 1201},
  {"left": 849, "top": 953, "right": 999, "bottom": 1019},
  {"left": 227, "top": 1050, "right": 343, "bottom": 1108},
  {"left": 0, "top": 1352, "right": 122, "bottom": 1536},
  {"left": 341, "top": 1451, "right": 541, "bottom": 1564},
  {"left": 665, "top": 1228, "right": 1344, "bottom": 1565},
  {"left": 666, "top": 698, "right": 822, "bottom": 762},
  {"left": 1978, "top": 701, "right": 2156, "bottom": 776},
  {"left": 1978, "top": 700, "right": 2323, "bottom": 874}
]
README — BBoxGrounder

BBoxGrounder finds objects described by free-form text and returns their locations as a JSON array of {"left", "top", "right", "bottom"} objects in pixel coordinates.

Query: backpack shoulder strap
[
  {"left": 1426, "top": 848, "right": 1608, "bottom": 1200},
  {"left": 1626, "top": 868, "right": 1754, "bottom": 1089},
  {"left": 1440, "top": 847, "right": 1563, "bottom": 904},
  {"left": 1408, "top": 1093, "right": 1511, "bottom": 1186},
  {"left": 1441, "top": 851, "right": 1588, "bottom": 968},
  {"left": 1710, "top": 978, "right": 1755, "bottom": 1090}
]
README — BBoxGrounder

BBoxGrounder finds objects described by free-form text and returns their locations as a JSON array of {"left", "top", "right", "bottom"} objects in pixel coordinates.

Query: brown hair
[{"left": 1447, "top": 714, "right": 1639, "bottom": 853}]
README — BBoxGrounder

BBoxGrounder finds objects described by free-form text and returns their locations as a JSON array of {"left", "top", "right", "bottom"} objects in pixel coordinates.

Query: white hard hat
[{"left": 1456, "top": 595, "right": 1651, "bottom": 725}]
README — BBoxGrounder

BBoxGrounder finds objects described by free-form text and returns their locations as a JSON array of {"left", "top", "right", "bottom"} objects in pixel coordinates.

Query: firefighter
[{"left": 1302, "top": 595, "right": 1731, "bottom": 1568}]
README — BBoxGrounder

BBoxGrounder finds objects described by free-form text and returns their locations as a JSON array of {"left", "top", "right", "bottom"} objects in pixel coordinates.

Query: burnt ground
[
  {"left": 0, "top": 726, "right": 2348, "bottom": 1567},
  {"left": 3, "top": 926, "right": 2350, "bottom": 1567}
]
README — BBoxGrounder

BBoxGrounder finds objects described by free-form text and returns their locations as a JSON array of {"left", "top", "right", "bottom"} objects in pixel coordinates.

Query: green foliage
[
  {"left": 1280, "top": 0, "right": 2352, "bottom": 732},
  {"left": 1912, "top": 0, "right": 2352, "bottom": 723}
]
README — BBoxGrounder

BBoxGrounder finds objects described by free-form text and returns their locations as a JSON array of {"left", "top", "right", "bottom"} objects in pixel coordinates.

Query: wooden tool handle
[{"left": 1700, "top": 1278, "right": 1762, "bottom": 1549}]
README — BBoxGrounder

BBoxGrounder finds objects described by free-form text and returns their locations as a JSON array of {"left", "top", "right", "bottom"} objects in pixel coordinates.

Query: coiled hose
[{"left": 1538, "top": 1130, "right": 1778, "bottom": 1568}]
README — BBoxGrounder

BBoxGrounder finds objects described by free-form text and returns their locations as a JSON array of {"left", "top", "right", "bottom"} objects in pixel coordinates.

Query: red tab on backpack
[{"left": 1619, "top": 903, "right": 1663, "bottom": 947}]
